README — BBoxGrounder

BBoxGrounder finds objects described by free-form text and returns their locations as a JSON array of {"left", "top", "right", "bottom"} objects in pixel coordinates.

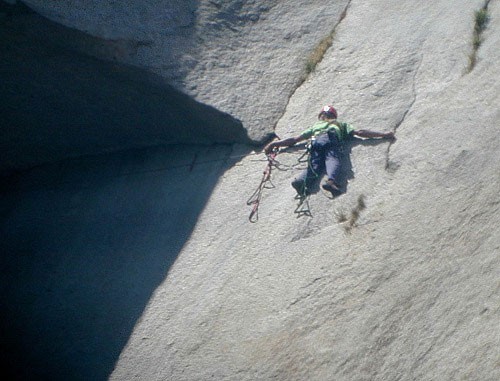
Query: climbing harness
[
  {"left": 246, "top": 149, "right": 281, "bottom": 223},
  {"left": 245, "top": 114, "right": 355, "bottom": 222},
  {"left": 247, "top": 131, "right": 345, "bottom": 222},
  {"left": 296, "top": 141, "right": 311, "bottom": 164},
  {"left": 293, "top": 130, "right": 347, "bottom": 215}
]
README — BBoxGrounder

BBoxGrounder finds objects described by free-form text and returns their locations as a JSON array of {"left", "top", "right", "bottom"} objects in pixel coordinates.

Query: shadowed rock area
[
  {"left": 0, "top": 143, "right": 235, "bottom": 380},
  {"left": 0, "top": 2, "right": 249, "bottom": 174},
  {"left": 22, "top": 0, "right": 353, "bottom": 142},
  {"left": 1, "top": 1, "right": 500, "bottom": 381}
]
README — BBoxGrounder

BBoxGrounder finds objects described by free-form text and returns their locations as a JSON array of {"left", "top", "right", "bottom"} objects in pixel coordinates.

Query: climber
[{"left": 264, "top": 105, "right": 395, "bottom": 196}]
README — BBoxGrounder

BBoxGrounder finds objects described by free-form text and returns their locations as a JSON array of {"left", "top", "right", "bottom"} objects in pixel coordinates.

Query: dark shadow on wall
[
  {"left": 0, "top": 1, "right": 254, "bottom": 380},
  {"left": 0, "top": 1, "right": 251, "bottom": 175},
  {"left": 0, "top": 143, "right": 248, "bottom": 381}
]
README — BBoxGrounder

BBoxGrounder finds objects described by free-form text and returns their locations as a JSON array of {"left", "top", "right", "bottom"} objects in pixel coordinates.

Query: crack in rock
[
  {"left": 288, "top": 276, "right": 327, "bottom": 308},
  {"left": 273, "top": 0, "right": 353, "bottom": 136},
  {"left": 385, "top": 53, "right": 424, "bottom": 172},
  {"left": 466, "top": 0, "right": 492, "bottom": 73}
]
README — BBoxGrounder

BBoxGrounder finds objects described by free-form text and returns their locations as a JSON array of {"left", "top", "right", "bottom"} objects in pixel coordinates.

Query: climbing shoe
[{"left": 322, "top": 179, "right": 341, "bottom": 194}]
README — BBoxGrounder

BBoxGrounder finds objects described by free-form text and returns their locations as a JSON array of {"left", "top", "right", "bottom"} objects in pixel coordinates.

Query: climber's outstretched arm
[
  {"left": 353, "top": 130, "right": 395, "bottom": 140},
  {"left": 264, "top": 135, "right": 305, "bottom": 154}
]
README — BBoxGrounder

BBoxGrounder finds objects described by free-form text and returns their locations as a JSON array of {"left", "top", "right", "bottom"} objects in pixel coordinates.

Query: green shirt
[{"left": 300, "top": 120, "right": 355, "bottom": 141}]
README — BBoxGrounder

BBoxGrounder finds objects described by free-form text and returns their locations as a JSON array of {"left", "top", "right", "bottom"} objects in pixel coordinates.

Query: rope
[
  {"left": 245, "top": 143, "right": 318, "bottom": 221},
  {"left": 245, "top": 144, "right": 316, "bottom": 222},
  {"left": 246, "top": 150, "right": 280, "bottom": 223}
]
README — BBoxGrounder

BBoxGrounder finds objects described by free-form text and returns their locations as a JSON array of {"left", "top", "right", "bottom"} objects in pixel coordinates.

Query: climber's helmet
[{"left": 319, "top": 105, "right": 337, "bottom": 119}]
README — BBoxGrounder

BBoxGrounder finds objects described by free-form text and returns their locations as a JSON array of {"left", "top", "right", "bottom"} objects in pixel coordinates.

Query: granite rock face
[
  {"left": 111, "top": 0, "right": 500, "bottom": 380},
  {"left": 22, "top": 0, "right": 352, "bottom": 143},
  {"left": 1, "top": 1, "right": 499, "bottom": 380},
  {"left": 0, "top": 2, "right": 249, "bottom": 173}
]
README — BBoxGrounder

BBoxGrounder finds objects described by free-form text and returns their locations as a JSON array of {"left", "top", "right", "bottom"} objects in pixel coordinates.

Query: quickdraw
[
  {"left": 246, "top": 149, "right": 280, "bottom": 223},
  {"left": 246, "top": 142, "right": 320, "bottom": 222},
  {"left": 294, "top": 193, "right": 312, "bottom": 217},
  {"left": 292, "top": 142, "right": 313, "bottom": 217}
]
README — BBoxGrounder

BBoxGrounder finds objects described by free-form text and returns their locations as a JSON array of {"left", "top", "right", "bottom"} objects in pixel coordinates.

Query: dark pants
[{"left": 293, "top": 131, "right": 341, "bottom": 192}]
